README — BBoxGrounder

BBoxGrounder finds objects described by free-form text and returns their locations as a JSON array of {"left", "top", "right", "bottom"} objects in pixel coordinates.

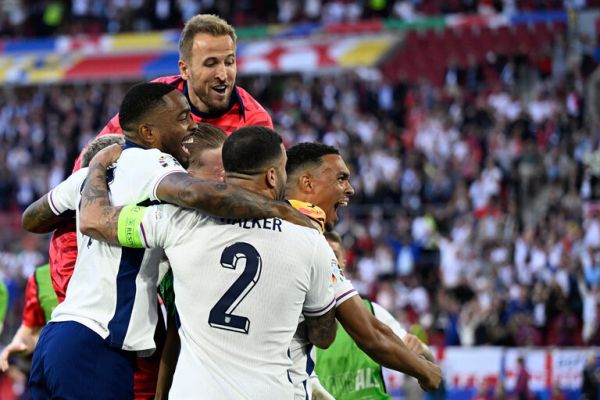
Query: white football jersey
[
  {"left": 289, "top": 271, "right": 358, "bottom": 399},
  {"left": 137, "top": 204, "right": 336, "bottom": 399},
  {"left": 47, "top": 167, "right": 88, "bottom": 251},
  {"left": 50, "top": 144, "right": 185, "bottom": 354}
]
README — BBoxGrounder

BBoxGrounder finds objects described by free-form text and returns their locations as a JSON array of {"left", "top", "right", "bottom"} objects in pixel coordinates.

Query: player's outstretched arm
[
  {"left": 404, "top": 333, "right": 435, "bottom": 363},
  {"left": 336, "top": 296, "right": 441, "bottom": 391},
  {"left": 305, "top": 307, "right": 337, "bottom": 349},
  {"left": 0, "top": 324, "right": 40, "bottom": 372},
  {"left": 22, "top": 195, "right": 70, "bottom": 233},
  {"left": 156, "top": 173, "right": 316, "bottom": 228}
]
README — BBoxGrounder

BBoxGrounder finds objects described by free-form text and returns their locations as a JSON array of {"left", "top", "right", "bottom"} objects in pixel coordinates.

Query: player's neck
[
  {"left": 227, "top": 175, "right": 276, "bottom": 201},
  {"left": 285, "top": 189, "right": 316, "bottom": 205}
]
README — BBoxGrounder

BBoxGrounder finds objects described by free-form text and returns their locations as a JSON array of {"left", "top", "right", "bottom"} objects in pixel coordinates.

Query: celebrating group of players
[{"left": 1, "top": 14, "right": 441, "bottom": 399}]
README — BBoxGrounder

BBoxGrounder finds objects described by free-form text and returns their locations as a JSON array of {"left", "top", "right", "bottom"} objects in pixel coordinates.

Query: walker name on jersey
[{"left": 220, "top": 218, "right": 283, "bottom": 232}]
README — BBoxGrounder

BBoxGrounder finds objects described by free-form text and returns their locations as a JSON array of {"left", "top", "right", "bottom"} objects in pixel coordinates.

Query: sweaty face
[
  {"left": 310, "top": 154, "right": 354, "bottom": 226},
  {"left": 179, "top": 33, "right": 236, "bottom": 114},
  {"left": 152, "top": 91, "right": 197, "bottom": 168},
  {"left": 187, "top": 146, "right": 225, "bottom": 182}
]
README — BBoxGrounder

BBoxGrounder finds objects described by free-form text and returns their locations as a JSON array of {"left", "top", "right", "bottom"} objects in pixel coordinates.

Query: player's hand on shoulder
[{"left": 90, "top": 143, "right": 123, "bottom": 167}]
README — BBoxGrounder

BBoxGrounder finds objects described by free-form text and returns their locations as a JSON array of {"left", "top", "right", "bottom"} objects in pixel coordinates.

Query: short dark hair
[
  {"left": 81, "top": 134, "right": 125, "bottom": 168},
  {"left": 119, "top": 82, "right": 176, "bottom": 134},
  {"left": 285, "top": 142, "right": 340, "bottom": 176},
  {"left": 222, "top": 126, "right": 283, "bottom": 174},
  {"left": 186, "top": 123, "right": 227, "bottom": 162}
]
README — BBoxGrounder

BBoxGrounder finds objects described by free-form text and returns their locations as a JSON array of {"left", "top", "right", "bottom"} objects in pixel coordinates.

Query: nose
[
  {"left": 345, "top": 181, "right": 355, "bottom": 196},
  {"left": 215, "top": 63, "right": 227, "bottom": 82}
]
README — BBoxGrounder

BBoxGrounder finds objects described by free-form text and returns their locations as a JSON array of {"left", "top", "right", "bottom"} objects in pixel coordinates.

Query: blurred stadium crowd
[
  {"left": 0, "top": 0, "right": 590, "bottom": 38},
  {"left": 0, "top": 1, "right": 600, "bottom": 355}
]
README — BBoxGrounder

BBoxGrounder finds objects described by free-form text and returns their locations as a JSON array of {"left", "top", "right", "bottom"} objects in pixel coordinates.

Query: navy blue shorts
[{"left": 29, "top": 321, "right": 136, "bottom": 400}]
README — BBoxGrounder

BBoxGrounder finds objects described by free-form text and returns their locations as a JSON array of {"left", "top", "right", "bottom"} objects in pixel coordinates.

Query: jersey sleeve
[
  {"left": 332, "top": 266, "right": 358, "bottom": 307},
  {"left": 22, "top": 274, "right": 46, "bottom": 328},
  {"left": 303, "top": 236, "right": 336, "bottom": 318},
  {"left": 134, "top": 204, "right": 181, "bottom": 249},
  {"left": 142, "top": 151, "right": 187, "bottom": 202},
  {"left": 47, "top": 168, "right": 87, "bottom": 215},
  {"left": 372, "top": 302, "right": 407, "bottom": 339},
  {"left": 246, "top": 108, "right": 273, "bottom": 128}
]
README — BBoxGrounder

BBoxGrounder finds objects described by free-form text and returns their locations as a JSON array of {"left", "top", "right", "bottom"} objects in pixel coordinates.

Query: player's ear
[
  {"left": 138, "top": 124, "right": 156, "bottom": 147},
  {"left": 179, "top": 60, "right": 190, "bottom": 80},
  {"left": 299, "top": 173, "right": 313, "bottom": 193},
  {"left": 265, "top": 167, "right": 277, "bottom": 189}
]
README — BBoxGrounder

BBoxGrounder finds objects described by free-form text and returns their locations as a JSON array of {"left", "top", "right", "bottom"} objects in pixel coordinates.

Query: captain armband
[{"left": 117, "top": 205, "right": 147, "bottom": 248}]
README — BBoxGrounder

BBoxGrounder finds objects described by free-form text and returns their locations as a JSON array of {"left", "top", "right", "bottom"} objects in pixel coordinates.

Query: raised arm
[{"left": 336, "top": 296, "right": 441, "bottom": 391}]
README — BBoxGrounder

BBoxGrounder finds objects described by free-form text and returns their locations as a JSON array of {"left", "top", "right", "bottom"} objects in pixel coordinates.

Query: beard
[
  {"left": 195, "top": 87, "right": 232, "bottom": 115},
  {"left": 275, "top": 170, "right": 287, "bottom": 201},
  {"left": 161, "top": 138, "right": 190, "bottom": 169}
]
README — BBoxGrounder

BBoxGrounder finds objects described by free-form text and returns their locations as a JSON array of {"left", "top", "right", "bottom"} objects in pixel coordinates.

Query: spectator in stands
[{"left": 582, "top": 353, "right": 600, "bottom": 400}]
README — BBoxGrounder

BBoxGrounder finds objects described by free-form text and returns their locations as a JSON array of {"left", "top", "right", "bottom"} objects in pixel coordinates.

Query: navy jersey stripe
[
  {"left": 305, "top": 343, "right": 315, "bottom": 375},
  {"left": 304, "top": 344, "right": 314, "bottom": 400},
  {"left": 302, "top": 380, "right": 308, "bottom": 400},
  {"left": 287, "top": 348, "right": 292, "bottom": 384},
  {"left": 106, "top": 247, "right": 145, "bottom": 348}
]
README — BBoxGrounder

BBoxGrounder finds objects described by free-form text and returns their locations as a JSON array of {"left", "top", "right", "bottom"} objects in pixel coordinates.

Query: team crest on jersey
[
  {"left": 158, "top": 154, "right": 180, "bottom": 168},
  {"left": 331, "top": 259, "right": 345, "bottom": 284}
]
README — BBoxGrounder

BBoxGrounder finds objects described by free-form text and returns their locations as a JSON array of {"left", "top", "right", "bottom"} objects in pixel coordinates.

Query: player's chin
[
  {"left": 208, "top": 92, "right": 231, "bottom": 110},
  {"left": 326, "top": 210, "right": 338, "bottom": 228},
  {"left": 177, "top": 153, "right": 190, "bottom": 169},
  {"left": 324, "top": 221, "right": 335, "bottom": 232}
]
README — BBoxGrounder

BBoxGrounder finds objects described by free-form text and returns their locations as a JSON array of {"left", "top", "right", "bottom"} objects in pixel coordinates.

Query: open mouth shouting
[
  {"left": 182, "top": 134, "right": 195, "bottom": 156},
  {"left": 212, "top": 84, "right": 228, "bottom": 96},
  {"left": 333, "top": 197, "right": 350, "bottom": 220}
]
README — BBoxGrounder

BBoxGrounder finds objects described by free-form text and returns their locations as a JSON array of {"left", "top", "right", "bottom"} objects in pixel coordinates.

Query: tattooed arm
[
  {"left": 304, "top": 308, "right": 337, "bottom": 349},
  {"left": 156, "top": 173, "right": 314, "bottom": 227},
  {"left": 80, "top": 143, "right": 316, "bottom": 245},
  {"left": 79, "top": 144, "right": 123, "bottom": 244},
  {"left": 22, "top": 195, "right": 71, "bottom": 233},
  {"left": 22, "top": 167, "right": 87, "bottom": 233}
]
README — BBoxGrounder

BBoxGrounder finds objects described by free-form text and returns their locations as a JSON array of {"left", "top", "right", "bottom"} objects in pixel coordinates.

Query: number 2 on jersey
[{"left": 208, "top": 242, "right": 262, "bottom": 334}]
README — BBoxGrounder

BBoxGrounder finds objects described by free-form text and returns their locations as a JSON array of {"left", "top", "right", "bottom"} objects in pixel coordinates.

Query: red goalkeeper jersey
[{"left": 73, "top": 75, "right": 272, "bottom": 170}]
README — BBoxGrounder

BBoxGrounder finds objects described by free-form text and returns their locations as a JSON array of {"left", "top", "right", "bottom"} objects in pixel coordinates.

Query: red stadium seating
[{"left": 383, "top": 20, "right": 566, "bottom": 87}]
